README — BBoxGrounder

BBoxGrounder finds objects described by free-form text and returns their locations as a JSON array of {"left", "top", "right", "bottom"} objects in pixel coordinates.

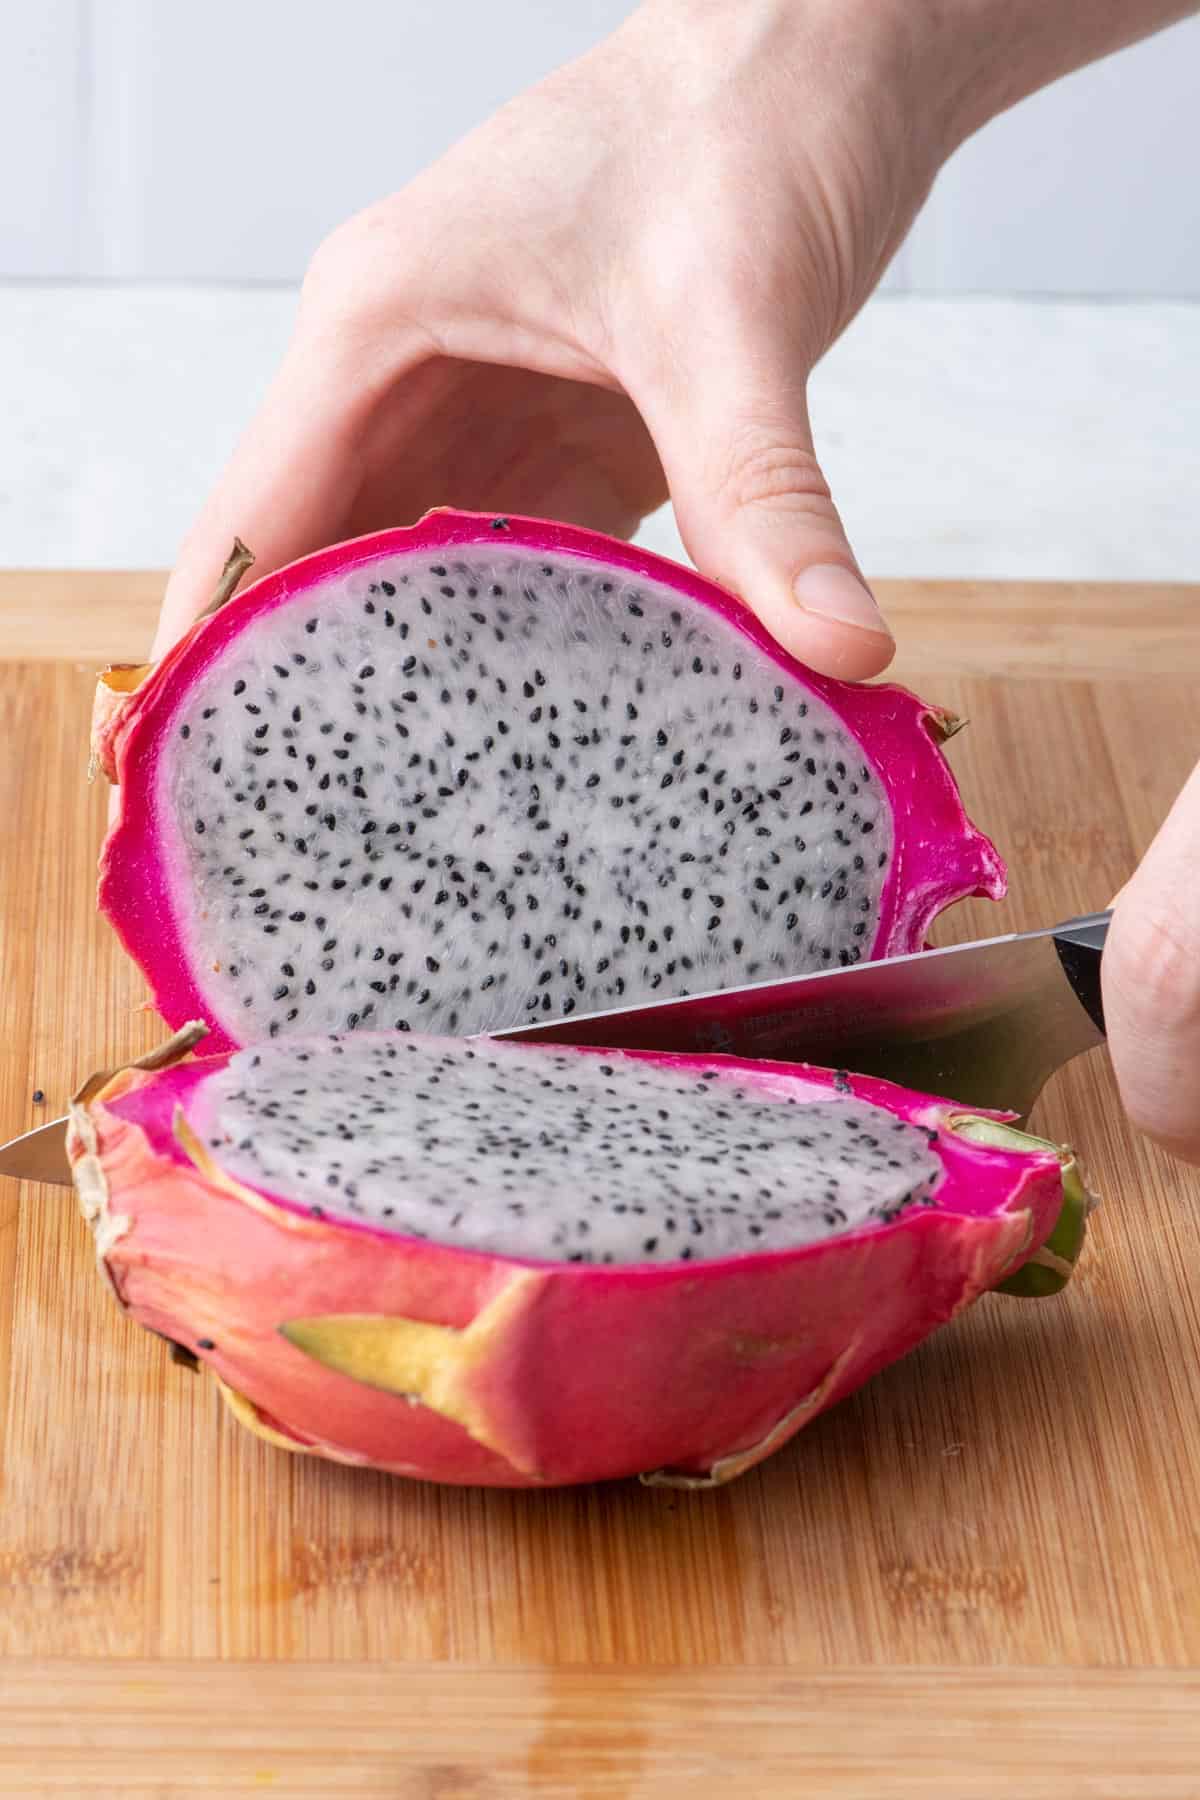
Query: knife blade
[
  {"left": 498, "top": 910, "right": 1109, "bottom": 1117},
  {"left": 0, "top": 911, "right": 1109, "bottom": 1189}
]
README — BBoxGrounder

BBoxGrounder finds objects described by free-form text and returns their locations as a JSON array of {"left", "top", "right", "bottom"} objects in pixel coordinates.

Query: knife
[{"left": 0, "top": 910, "right": 1109, "bottom": 1189}]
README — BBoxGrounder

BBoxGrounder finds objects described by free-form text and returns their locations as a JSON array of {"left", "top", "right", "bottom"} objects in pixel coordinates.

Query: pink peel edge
[
  {"left": 98, "top": 509, "right": 1006, "bottom": 1052},
  {"left": 103, "top": 1036, "right": 1060, "bottom": 1277}
]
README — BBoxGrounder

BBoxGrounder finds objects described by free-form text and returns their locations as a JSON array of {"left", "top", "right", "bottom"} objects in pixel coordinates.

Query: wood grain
[
  {"left": 1, "top": 566, "right": 1198, "bottom": 679},
  {"left": 3, "top": 1662, "right": 1200, "bottom": 1798},
  {"left": 1, "top": 574, "right": 1199, "bottom": 1790}
]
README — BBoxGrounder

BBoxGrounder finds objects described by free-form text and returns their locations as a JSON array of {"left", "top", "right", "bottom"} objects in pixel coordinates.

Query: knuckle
[
  {"left": 715, "top": 426, "right": 837, "bottom": 526},
  {"left": 301, "top": 216, "right": 366, "bottom": 306},
  {"left": 1111, "top": 906, "right": 1200, "bottom": 1029},
  {"left": 1118, "top": 1069, "right": 1200, "bottom": 1162},
  {"left": 296, "top": 204, "right": 436, "bottom": 381},
  {"left": 300, "top": 203, "right": 404, "bottom": 321}
]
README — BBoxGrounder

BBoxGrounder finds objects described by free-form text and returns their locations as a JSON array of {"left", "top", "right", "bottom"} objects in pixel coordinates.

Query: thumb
[
  {"left": 1103, "top": 759, "right": 1200, "bottom": 1163},
  {"left": 634, "top": 343, "right": 894, "bottom": 680}
]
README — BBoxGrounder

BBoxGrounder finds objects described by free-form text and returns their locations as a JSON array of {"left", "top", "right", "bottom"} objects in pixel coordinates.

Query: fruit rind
[
  {"left": 68, "top": 1034, "right": 1074, "bottom": 1489},
  {"left": 93, "top": 510, "right": 1005, "bottom": 1051}
]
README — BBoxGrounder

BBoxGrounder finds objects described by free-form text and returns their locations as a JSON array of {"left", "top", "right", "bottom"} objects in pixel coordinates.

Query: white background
[
  {"left": 6, "top": 0, "right": 1200, "bottom": 292},
  {"left": 2, "top": 3, "right": 1199, "bottom": 579}
]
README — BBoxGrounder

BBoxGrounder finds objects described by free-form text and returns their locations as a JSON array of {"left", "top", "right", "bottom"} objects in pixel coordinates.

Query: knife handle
[{"left": 1053, "top": 910, "right": 1111, "bottom": 1036}]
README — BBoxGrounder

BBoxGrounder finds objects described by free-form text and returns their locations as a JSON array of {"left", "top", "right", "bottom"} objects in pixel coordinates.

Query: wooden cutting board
[{"left": 2, "top": 571, "right": 1199, "bottom": 1798}]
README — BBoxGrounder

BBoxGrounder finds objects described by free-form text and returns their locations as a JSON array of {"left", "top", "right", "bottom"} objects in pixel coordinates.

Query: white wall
[
  {"left": 4, "top": 1, "right": 1200, "bottom": 294},
  {"left": 897, "top": 18, "right": 1200, "bottom": 297}
]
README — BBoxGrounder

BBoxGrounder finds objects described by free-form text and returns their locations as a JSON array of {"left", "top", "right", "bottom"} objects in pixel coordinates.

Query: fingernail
[{"left": 793, "top": 565, "right": 891, "bottom": 638}]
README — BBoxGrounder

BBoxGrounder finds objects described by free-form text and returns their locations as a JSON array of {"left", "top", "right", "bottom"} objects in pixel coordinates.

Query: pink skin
[
  {"left": 98, "top": 510, "right": 1004, "bottom": 1054},
  {"left": 77, "top": 1039, "right": 1062, "bottom": 1488}
]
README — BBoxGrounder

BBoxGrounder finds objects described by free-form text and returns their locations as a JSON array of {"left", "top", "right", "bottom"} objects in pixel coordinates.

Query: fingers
[
  {"left": 151, "top": 213, "right": 442, "bottom": 659},
  {"left": 151, "top": 345, "right": 379, "bottom": 658},
  {"left": 630, "top": 329, "right": 894, "bottom": 681},
  {"left": 149, "top": 201, "right": 645, "bottom": 661},
  {"left": 1103, "top": 760, "right": 1200, "bottom": 1163}
]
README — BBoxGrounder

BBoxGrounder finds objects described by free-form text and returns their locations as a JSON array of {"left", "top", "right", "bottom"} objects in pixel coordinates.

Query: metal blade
[
  {"left": 496, "top": 918, "right": 1107, "bottom": 1117},
  {"left": 0, "top": 916, "right": 1108, "bottom": 1185},
  {"left": 0, "top": 1118, "right": 72, "bottom": 1187}
]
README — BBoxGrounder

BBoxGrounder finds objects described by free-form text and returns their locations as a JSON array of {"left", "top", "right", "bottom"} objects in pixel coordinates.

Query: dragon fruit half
[
  {"left": 68, "top": 1025, "right": 1084, "bottom": 1489},
  {"left": 93, "top": 511, "right": 1004, "bottom": 1050},
  {"left": 75, "top": 512, "right": 1080, "bottom": 1491}
]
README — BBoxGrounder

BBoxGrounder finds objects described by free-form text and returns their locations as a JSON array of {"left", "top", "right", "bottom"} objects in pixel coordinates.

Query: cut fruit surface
[
  {"left": 95, "top": 512, "right": 1004, "bottom": 1050},
  {"left": 69, "top": 1027, "right": 1077, "bottom": 1489}
]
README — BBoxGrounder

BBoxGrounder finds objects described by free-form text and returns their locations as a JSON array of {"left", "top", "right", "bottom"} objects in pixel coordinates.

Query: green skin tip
[{"left": 949, "top": 1116, "right": 1091, "bottom": 1300}]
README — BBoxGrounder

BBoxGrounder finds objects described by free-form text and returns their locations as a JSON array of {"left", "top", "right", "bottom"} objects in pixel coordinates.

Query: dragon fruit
[
  {"left": 67, "top": 1025, "right": 1084, "bottom": 1489},
  {"left": 92, "top": 511, "right": 1004, "bottom": 1050}
]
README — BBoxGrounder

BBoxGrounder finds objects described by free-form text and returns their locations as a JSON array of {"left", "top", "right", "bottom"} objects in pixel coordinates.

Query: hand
[
  {"left": 153, "top": 0, "right": 1198, "bottom": 1161},
  {"left": 153, "top": 0, "right": 959, "bottom": 672},
  {"left": 154, "top": 0, "right": 1189, "bottom": 668},
  {"left": 1104, "top": 763, "right": 1200, "bottom": 1163}
]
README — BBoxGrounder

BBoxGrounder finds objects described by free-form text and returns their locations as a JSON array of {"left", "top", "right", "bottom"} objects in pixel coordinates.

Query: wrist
[
  {"left": 878, "top": 0, "right": 1200, "bottom": 154},
  {"left": 632, "top": 0, "right": 1199, "bottom": 162},
  {"left": 625, "top": 0, "right": 966, "bottom": 166}
]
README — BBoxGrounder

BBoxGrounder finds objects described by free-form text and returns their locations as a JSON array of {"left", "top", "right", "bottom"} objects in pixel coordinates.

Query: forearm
[
  {"left": 638, "top": 0, "right": 1200, "bottom": 158},
  {"left": 909, "top": 0, "right": 1200, "bottom": 149}
]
